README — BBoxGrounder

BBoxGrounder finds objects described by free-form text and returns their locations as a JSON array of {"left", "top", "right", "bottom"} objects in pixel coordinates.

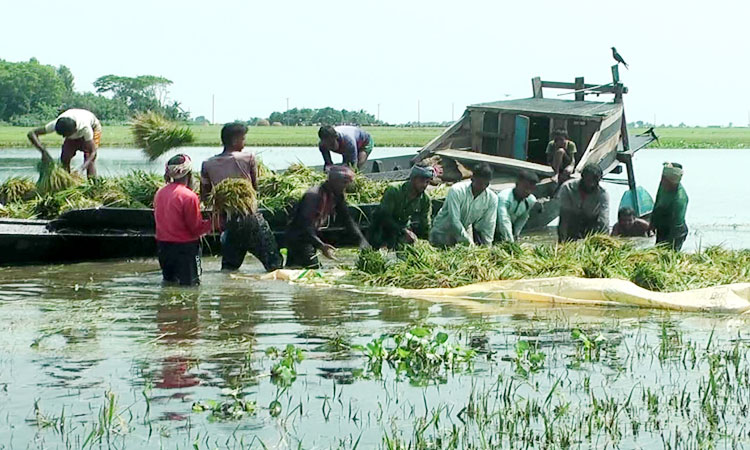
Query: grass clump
[
  {"left": 132, "top": 111, "right": 194, "bottom": 161},
  {"left": 349, "top": 236, "right": 750, "bottom": 292},
  {"left": 208, "top": 178, "right": 257, "bottom": 217},
  {"left": 0, "top": 176, "right": 36, "bottom": 204}
]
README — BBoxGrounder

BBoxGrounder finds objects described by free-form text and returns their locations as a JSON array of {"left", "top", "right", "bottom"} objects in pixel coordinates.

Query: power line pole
[
  {"left": 377, "top": 103, "right": 380, "bottom": 122},
  {"left": 211, "top": 94, "right": 215, "bottom": 124},
  {"left": 286, "top": 97, "right": 290, "bottom": 111},
  {"left": 417, "top": 100, "right": 421, "bottom": 126},
  {"left": 451, "top": 102, "right": 455, "bottom": 122}
]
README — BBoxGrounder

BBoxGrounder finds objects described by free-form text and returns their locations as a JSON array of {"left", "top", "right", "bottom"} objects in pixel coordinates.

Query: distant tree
[
  {"left": 57, "top": 65, "right": 75, "bottom": 93},
  {"left": 0, "top": 58, "right": 66, "bottom": 122},
  {"left": 62, "top": 92, "right": 130, "bottom": 122},
  {"left": 313, "top": 107, "right": 344, "bottom": 125},
  {"left": 193, "top": 115, "right": 210, "bottom": 125},
  {"left": 93, "top": 74, "right": 183, "bottom": 117}
]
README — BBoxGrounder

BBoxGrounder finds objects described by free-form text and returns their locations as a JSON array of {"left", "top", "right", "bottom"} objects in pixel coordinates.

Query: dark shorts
[
  {"left": 61, "top": 130, "right": 100, "bottom": 162},
  {"left": 222, "top": 213, "right": 283, "bottom": 272},
  {"left": 157, "top": 241, "right": 202, "bottom": 286},
  {"left": 284, "top": 239, "right": 321, "bottom": 269}
]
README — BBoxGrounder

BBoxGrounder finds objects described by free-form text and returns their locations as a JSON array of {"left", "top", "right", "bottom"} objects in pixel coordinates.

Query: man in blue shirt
[{"left": 318, "top": 125, "right": 373, "bottom": 170}]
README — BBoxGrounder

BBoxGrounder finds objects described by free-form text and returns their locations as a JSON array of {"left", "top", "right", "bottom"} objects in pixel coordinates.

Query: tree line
[
  {"left": 247, "top": 107, "right": 381, "bottom": 127},
  {"left": 0, "top": 58, "right": 187, "bottom": 126}
]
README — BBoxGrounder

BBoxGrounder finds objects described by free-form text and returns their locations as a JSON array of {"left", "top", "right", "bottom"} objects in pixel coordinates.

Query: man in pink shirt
[{"left": 154, "top": 154, "right": 213, "bottom": 286}]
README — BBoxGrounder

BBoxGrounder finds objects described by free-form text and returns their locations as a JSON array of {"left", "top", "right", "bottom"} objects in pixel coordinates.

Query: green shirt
[
  {"left": 369, "top": 181, "right": 432, "bottom": 248},
  {"left": 546, "top": 140, "right": 577, "bottom": 164},
  {"left": 651, "top": 184, "right": 688, "bottom": 238}
]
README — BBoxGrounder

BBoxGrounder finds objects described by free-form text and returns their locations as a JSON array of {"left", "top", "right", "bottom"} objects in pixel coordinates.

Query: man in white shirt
[
  {"left": 27, "top": 108, "right": 102, "bottom": 178},
  {"left": 495, "top": 171, "right": 539, "bottom": 243},
  {"left": 429, "top": 163, "right": 497, "bottom": 247}
]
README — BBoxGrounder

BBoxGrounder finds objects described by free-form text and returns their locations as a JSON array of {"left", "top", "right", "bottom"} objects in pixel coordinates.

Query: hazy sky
[{"left": 3, "top": 0, "right": 748, "bottom": 126}]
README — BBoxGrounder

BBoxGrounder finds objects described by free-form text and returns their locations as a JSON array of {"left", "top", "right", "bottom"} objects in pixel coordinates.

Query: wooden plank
[
  {"left": 434, "top": 149, "right": 555, "bottom": 177},
  {"left": 412, "top": 111, "right": 468, "bottom": 162},
  {"left": 470, "top": 110, "right": 484, "bottom": 153},
  {"left": 574, "top": 77, "right": 585, "bottom": 101},
  {"left": 532, "top": 77, "right": 543, "bottom": 98}
]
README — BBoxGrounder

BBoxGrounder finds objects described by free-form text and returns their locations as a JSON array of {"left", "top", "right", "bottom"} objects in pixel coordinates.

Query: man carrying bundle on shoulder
[
  {"left": 285, "top": 165, "right": 370, "bottom": 268},
  {"left": 429, "top": 163, "right": 497, "bottom": 247},
  {"left": 200, "top": 122, "right": 282, "bottom": 272},
  {"left": 369, "top": 163, "right": 435, "bottom": 249},
  {"left": 317, "top": 125, "right": 373, "bottom": 170},
  {"left": 651, "top": 162, "right": 689, "bottom": 251},
  {"left": 558, "top": 163, "right": 609, "bottom": 242},
  {"left": 495, "top": 171, "right": 539, "bottom": 243},
  {"left": 154, "top": 154, "right": 213, "bottom": 286},
  {"left": 27, "top": 108, "right": 102, "bottom": 178}
]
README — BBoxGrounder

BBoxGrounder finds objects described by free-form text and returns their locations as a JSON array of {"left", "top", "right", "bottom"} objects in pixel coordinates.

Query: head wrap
[
  {"left": 662, "top": 162, "right": 684, "bottom": 184},
  {"left": 410, "top": 164, "right": 435, "bottom": 179},
  {"left": 165, "top": 154, "right": 193, "bottom": 181},
  {"left": 327, "top": 165, "right": 355, "bottom": 183}
]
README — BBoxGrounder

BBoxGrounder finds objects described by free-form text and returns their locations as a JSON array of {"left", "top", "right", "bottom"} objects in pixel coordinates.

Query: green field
[{"left": 0, "top": 125, "right": 747, "bottom": 149}]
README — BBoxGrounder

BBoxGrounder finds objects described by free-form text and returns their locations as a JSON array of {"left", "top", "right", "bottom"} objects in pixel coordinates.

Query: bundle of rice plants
[
  {"left": 119, "top": 170, "right": 164, "bottom": 208},
  {"left": 0, "top": 201, "right": 36, "bottom": 219},
  {"left": 132, "top": 111, "right": 195, "bottom": 161},
  {"left": 208, "top": 178, "right": 257, "bottom": 217},
  {"left": 76, "top": 177, "right": 130, "bottom": 207},
  {"left": 0, "top": 177, "right": 37, "bottom": 204},
  {"left": 31, "top": 194, "right": 65, "bottom": 219},
  {"left": 36, "top": 153, "right": 81, "bottom": 195}
]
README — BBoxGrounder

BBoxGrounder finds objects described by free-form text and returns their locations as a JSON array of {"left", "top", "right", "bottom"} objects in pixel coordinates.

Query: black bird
[
  {"left": 611, "top": 47, "right": 629, "bottom": 69},
  {"left": 637, "top": 127, "right": 659, "bottom": 143}
]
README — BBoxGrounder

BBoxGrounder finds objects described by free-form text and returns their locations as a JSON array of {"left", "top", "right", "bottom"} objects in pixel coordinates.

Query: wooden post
[
  {"left": 532, "top": 77, "right": 543, "bottom": 98},
  {"left": 470, "top": 111, "right": 484, "bottom": 153},
  {"left": 574, "top": 77, "right": 585, "bottom": 101}
]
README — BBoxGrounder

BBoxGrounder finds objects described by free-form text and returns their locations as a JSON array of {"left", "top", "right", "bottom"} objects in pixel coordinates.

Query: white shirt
[
  {"left": 496, "top": 188, "right": 537, "bottom": 242},
  {"left": 429, "top": 180, "right": 497, "bottom": 246},
  {"left": 44, "top": 109, "right": 101, "bottom": 141}
]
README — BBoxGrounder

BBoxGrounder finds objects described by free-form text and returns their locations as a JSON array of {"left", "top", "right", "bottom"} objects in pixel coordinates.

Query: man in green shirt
[
  {"left": 651, "top": 162, "right": 689, "bottom": 251},
  {"left": 369, "top": 164, "right": 434, "bottom": 249},
  {"left": 546, "top": 129, "right": 577, "bottom": 183}
]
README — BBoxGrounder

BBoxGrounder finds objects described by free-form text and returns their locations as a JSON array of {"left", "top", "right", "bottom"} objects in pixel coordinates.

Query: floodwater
[
  {"left": 1, "top": 146, "right": 749, "bottom": 250},
  {"left": 2, "top": 147, "right": 750, "bottom": 448}
]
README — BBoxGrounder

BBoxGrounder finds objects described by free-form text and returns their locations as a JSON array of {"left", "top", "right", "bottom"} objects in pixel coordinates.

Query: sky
[{"left": 2, "top": 0, "right": 748, "bottom": 126}]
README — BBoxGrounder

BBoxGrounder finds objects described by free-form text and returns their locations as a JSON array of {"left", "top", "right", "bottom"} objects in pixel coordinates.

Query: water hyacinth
[
  {"left": 208, "top": 178, "right": 257, "bottom": 217},
  {"left": 349, "top": 235, "right": 750, "bottom": 292},
  {"left": 132, "top": 111, "right": 195, "bottom": 161}
]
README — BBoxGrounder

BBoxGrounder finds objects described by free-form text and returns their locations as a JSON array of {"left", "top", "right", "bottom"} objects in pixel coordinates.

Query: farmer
[
  {"left": 611, "top": 207, "right": 652, "bottom": 237},
  {"left": 369, "top": 163, "right": 434, "bottom": 249},
  {"left": 651, "top": 162, "right": 689, "bottom": 251},
  {"left": 495, "top": 171, "right": 539, "bottom": 243},
  {"left": 317, "top": 125, "right": 373, "bottom": 170},
  {"left": 429, "top": 163, "right": 497, "bottom": 247},
  {"left": 27, "top": 108, "right": 102, "bottom": 178},
  {"left": 558, "top": 163, "right": 609, "bottom": 242},
  {"left": 285, "top": 165, "right": 370, "bottom": 268},
  {"left": 546, "top": 129, "right": 577, "bottom": 183},
  {"left": 153, "top": 154, "right": 213, "bottom": 286},
  {"left": 200, "top": 122, "right": 282, "bottom": 272}
]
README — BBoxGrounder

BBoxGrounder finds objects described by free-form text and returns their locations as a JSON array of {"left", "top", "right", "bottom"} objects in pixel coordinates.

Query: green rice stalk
[
  {"left": 0, "top": 201, "right": 36, "bottom": 219},
  {"left": 209, "top": 178, "right": 257, "bottom": 217},
  {"left": 36, "top": 152, "right": 82, "bottom": 195},
  {"left": 0, "top": 177, "right": 37, "bottom": 204},
  {"left": 119, "top": 170, "right": 164, "bottom": 208},
  {"left": 132, "top": 111, "right": 195, "bottom": 161}
]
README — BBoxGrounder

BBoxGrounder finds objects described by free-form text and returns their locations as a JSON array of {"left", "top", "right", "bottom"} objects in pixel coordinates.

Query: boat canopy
[{"left": 469, "top": 98, "right": 621, "bottom": 120}]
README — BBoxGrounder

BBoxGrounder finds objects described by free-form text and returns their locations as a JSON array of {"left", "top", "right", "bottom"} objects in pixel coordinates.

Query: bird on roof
[
  {"left": 611, "top": 47, "right": 629, "bottom": 69},
  {"left": 636, "top": 127, "right": 659, "bottom": 143}
]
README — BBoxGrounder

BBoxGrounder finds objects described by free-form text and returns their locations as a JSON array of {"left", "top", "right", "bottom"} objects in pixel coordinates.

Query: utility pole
[
  {"left": 377, "top": 103, "right": 380, "bottom": 122},
  {"left": 417, "top": 100, "right": 421, "bottom": 126},
  {"left": 211, "top": 94, "right": 215, "bottom": 124},
  {"left": 451, "top": 102, "right": 455, "bottom": 122},
  {"left": 286, "top": 97, "right": 290, "bottom": 111}
]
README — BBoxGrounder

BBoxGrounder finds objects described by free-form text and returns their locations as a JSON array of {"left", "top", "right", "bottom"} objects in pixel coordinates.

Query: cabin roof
[{"left": 469, "top": 98, "right": 621, "bottom": 119}]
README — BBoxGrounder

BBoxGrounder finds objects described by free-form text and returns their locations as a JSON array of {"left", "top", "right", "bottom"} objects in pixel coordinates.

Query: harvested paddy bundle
[
  {"left": 0, "top": 201, "right": 36, "bottom": 219},
  {"left": 349, "top": 236, "right": 750, "bottom": 293},
  {"left": 257, "top": 163, "right": 325, "bottom": 212},
  {"left": 132, "top": 112, "right": 195, "bottom": 161},
  {"left": 209, "top": 178, "right": 257, "bottom": 217},
  {"left": 36, "top": 153, "right": 81, "bottom": 195},
  {"left": 0, "top": 177, "right": 36, "bottom": 204},
  {"left": 77, "top": 177, "right": 130, "bottom": 207},
  {"left": 119, "top": 170, "right": 164, "bottom": 208}
]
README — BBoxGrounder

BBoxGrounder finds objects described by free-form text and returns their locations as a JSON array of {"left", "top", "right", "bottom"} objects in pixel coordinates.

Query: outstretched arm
[{"left": 27, "top": 127, "right": 49, "bottom": 154}]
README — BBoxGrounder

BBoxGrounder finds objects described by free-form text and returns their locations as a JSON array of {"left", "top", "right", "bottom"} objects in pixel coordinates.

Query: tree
[
  {"left": 57, "top": 65, "right": 75, "bottom": 93},
  {"left": 0, "top": 58, "right": 66, "bottom": 122},
  {"left": 93, "top": 74, "right": 177, "bottom": 116}
]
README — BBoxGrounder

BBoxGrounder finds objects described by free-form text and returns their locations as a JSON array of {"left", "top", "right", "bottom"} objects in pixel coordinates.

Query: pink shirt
[{"left": 154, "top": 183, "right": 212, "bottom": 243}]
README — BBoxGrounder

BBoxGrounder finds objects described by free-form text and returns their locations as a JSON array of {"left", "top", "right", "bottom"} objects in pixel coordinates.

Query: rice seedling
[
  {"left": 131, "top": 111, "right": 194, "bottom": 161},
  {"left": 208, "top": 178, "right": 257, "bottom": 217},
  {"left": 0, "top": 176, "right": 36, "bottom": 204},
  {"left": 348, "top": 236, "right": 750, "bottom": 292},
  {"left": 36, "top": 156, "right": 81, "bottom": 195}
]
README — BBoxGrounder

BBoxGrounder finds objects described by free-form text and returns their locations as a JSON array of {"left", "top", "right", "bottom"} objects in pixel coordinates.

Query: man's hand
[
  {"left": 404, "top": 229, "right": 418, "bottom": 244},
  {"left": 321, "top": 243, "right": 338, "bottom": 260}
]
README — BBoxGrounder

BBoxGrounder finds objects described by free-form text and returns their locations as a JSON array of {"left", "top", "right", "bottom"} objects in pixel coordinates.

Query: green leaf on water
[
  {"left": 410, "top": 327, "right": 430, "bottom": 338},
  {"left": 435, "top": 332, "right": 449, "bottom": 345}
]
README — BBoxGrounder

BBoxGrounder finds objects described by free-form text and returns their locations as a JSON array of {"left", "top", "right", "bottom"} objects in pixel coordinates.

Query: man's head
[
  {"left": 514, "top": 170, "right": 539, "bottom": 199},
  {"left": 54, "top": 117, "right": 77, "bottom": 137},
  {"left": 221, "top": 122, "right": 248, "bottom": 151},
  {"left": 318, "top": 126, "right": 339, "bottom": 150},
  {"left": 409, "top": 163, "right": 434, "bottom": 195},
  {"left": 471, "top": 163, "right": 493, "bottom": 194},
  {"left": 580, "top": 163, "right": 603, "bottom": 193},
  {"left": 660, "top": 162, "right": 683, "bottom": 192},
  {"left": 326, "top": 165, "right": 355, "bottom": 194},
  {"left": 618, "top": 207, "right": 636, "bottom": 229},
  {"left": 551, "top": 129, "right": 568, "bottom": 148},
  {"left": 165, "top": 153, "right": 193, "bottom": 184}
]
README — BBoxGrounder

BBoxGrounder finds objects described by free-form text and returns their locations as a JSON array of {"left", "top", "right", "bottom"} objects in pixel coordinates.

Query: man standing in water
[
  {"left": 546, "top": 129, "right": 577, "bottom": 183},
  {"left": 495, "top": 171, "right": 539, "bottom": 243},
  {"left": 429, "top": 163, "right": 497, "bottom": 247},
  {"left": 317, "top": 125, "right": 373, "bottom": 170},
  {"left": 611, "top": 207, "right": 652, "bottom": 237},
  {"left": 27, "top": 108, "right": 102, "bottom": 178},
  {"left": 558, "top": 163, "right": 609, "bottom": 242},
  {"left": 200, "top": 122, "right": 282, "bottom": 272},
  {"left": 285, "top": 165, "right": 370, "bottom": 268},
  {"left": 651, "top": 162, "right": 689, "bottom": 251},
  {"left": 369, "top": 163, "right": 434, "bottom": 249}
]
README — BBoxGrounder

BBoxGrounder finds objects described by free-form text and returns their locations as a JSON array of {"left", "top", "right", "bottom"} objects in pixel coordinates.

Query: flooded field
[{"left": 2, "top": 256, "right": 750, "bottom": 448}]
